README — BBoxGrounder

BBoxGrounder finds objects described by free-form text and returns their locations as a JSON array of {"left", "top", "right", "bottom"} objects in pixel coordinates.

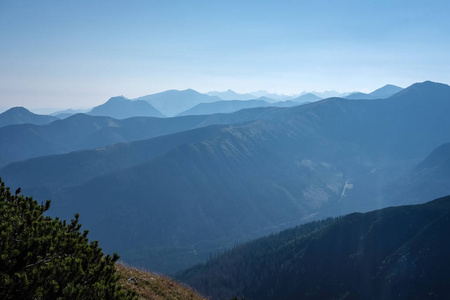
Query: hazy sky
[{"left": 1, "top": 0, "right": 449, "bottom": 110}]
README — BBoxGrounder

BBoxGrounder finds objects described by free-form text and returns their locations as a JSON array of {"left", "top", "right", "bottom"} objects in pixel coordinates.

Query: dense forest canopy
[{"left": 0, "top": 178, "right": 134, "bottom": 299}]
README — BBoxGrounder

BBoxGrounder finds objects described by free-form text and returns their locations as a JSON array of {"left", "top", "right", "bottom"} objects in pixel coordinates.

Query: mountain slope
[
  {"left": 178, "top": 195, "right": 450, "bottom": 300},
  {"left": 135, "top": 89, "right": 221, "bottom": 116},
  {"left": 370, "top": 84, "right": 403, "bottom": 98},
  {"left": 0, "top": 107, "right": 284, "bottom": 167},
  {"left": 0, "top": 124, "right": 225, "bottom": 190},
  {"left": 0, "top": 107, "right": 58, "bottom": 128},
  {"left": 387, "top": 142, "right": 450, "bottom": 206},
  {"left": 89, "top": 96, "right": 165, "bottom": 118},
  {"left": 117, "top": 264, "right": 205, "bottom": 300}
]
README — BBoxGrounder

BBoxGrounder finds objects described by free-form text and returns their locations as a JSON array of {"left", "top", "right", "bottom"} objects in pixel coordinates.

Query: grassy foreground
[{"left": 116, "top": 263, "right": 206, "bottom": 300}]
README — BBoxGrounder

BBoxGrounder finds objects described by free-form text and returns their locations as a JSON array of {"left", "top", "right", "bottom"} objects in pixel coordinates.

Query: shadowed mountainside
[
  {"left": 178, "top": 195, "right": 450, "bottom": 300},
  {"left": 386, "top": 142, "right": 450, "bottom": 206}
]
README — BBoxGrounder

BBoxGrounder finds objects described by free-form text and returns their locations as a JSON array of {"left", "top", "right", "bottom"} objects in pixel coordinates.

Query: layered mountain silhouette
[
  {"left": 290, "top": 93, "right": 322, "bottom": 103},
  {"left": 177, "top": 99, "right": 272, "bottom": 116},
  {"left": 135, "top": 89, "right": 221, "bottom": 116},
  {"left": 346, "top": 84, "right": 403, "bottom": 100},
  {"left": 177, "top": 94, "right": 320, "bottom": 116},
  {"left": 0, "top": 107, "right": 58, "bottom": 128},
  {"left": 206, "top": 89, "right": 256, "bottom": 100},
  {"left": 179, "top": 195, "right": 450, "bottom": 300},
  {"left": 247, "top": 90, "right": 293, "bottom": 101},
  {"left": 0, "top": 108, "right": 281, "bottom": 167},
  {"left": 51, "top": 108, "right": 90, "bottom": 119},
  {"left": 1, "top": 81, "right": 449, "bottom": 274},
  {"left": 88, "top": 96, "right": 165, "bottom": 119}
]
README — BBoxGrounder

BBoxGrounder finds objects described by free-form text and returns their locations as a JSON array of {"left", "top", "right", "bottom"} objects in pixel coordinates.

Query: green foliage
[{"left": 0, "top": 179, "right": 134, "bottom": 299}]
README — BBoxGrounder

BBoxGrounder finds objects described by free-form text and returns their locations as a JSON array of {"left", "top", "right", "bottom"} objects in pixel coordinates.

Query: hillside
[
  {"left": 0, "top": 107, "right": 281, "bottom": 167},
  {"left": 387, "top": 142, "right": 450, "bottom": 206},
  {"left": 2, "top": 81, "right": 450, "bottom": 274},
  {"left": 178, "top": 195, "right": 450, "bottom": 300},
  {"left": 0, "top": 107, "right": 58, "bottom": 128},
  {"left": 89, "top": 96, "right": 165, "bottom": 119},
  {"left": 117, "top": 264, "right": 205, "bottom": 300}
]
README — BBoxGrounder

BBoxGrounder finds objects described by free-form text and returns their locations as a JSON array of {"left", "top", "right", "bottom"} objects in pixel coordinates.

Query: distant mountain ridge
[
  {"left": 290, "top": 93, "right": 322, "bottom": 103},
  {"left": 88, "top": 96, "right": 165, "bottom": 119},
  {"left": 206, "top": 89, "right": 256, "bottom": 100},
  {"left": 177, "top": 99, "right": 271, "bottom": 116},
  {"left": 52, "top": 108, "right": 90, "bottom": 119},
  {"left": 0, "top": 107, "right": 58, "bottom": 128},
  {"left": 0, "top": 105, "right": 288, "bottom": 167},
  {"left": 135, "top": 89, "right": 221, "bottom": 116},
  {"left": 346, "top": 84, "right": 403, "bottom": 99}
]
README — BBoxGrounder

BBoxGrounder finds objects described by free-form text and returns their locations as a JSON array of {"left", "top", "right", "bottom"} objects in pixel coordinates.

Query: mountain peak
[
  {"left": 370, "top": 84, "right": 403, "bottom": 98},
  {"left": 0, "top": 106, "right": 58, "bottom": 127},
  {"left": 89, "top": 96, "right": 164, "bottom": 119},
  {"left": 106, "top": 96, "right": 128, "bottom": 103},
  {"left": 2, "top": 106, "right": 35, "bottom": 116},
  {"left": 391, "top": 81, "right": 450, "bottom": 99}
]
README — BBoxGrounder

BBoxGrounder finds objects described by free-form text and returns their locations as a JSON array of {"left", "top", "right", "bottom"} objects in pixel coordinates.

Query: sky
[{"left": 1, "top": 0, "right": 449, "bottom": 111}]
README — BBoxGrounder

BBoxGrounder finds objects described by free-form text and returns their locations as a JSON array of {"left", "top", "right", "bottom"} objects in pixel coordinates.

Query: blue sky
[{"left": 1, "top": 0, "right": 449, "bottom": 110}]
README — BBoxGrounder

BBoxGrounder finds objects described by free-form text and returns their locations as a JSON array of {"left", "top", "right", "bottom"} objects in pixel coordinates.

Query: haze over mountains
[
  {"left": 176, "top": 93, "right": 321, "bottom": 117},
  {"left": 135, "top": 89, "right": 222, "bottom": 116},
  {"left": 207, "top": 89, "right": 347, "bottom": 102},
  {"left": 88, "top": 96, "right": 165, "bottom": 119},
  {"left": 345, "top": 84, "right": 403, "bottom": 100},
  {"left": 0, "top": 107, "right": 58, "bottom": 128},
  {"left": 1, "top": 80, "right": 449, "bottom": 276}
]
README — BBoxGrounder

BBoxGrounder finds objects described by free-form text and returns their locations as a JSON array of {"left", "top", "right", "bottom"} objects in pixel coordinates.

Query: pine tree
[{"left": 0, "top": 178, "right": 135, "bottom": 299}]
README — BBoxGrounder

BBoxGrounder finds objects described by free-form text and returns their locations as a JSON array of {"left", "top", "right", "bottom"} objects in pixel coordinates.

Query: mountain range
[
  {"left": 0, "top": 104, "right": 287, "bottom": 167},
  {"left": 1, "top": 81, "right": 449, "bottom": 274},
  {"left": 177, "top": 93, "right": 322, "bottom": 117},
  {"left": 135, "top": 89, "right": 221, "bottom": 116},
  {"left": 206, "top": 89, "right": 258, "bottom": 101}
]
